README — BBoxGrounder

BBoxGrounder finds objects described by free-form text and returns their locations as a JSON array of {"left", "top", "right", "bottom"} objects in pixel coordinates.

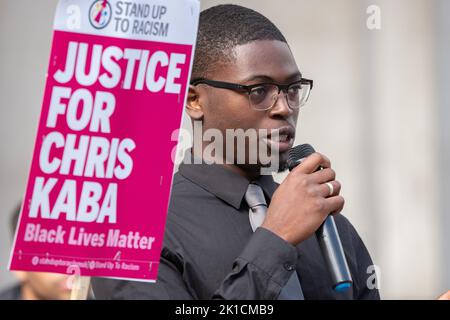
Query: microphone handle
[
  {"left": 289, "top": 157, "right": 353, "bottom": 291},
  {"left": 316, "top": 215, "right": 353, "bottom": 292}
]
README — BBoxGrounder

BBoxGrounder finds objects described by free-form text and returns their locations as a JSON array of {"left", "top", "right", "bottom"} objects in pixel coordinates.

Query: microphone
[{"left": 287, "top": 144, "right": 353, "bottom": 292}]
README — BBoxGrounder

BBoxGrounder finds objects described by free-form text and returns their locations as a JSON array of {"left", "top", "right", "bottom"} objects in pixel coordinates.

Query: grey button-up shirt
[{"left": 92, "top": 157, "right": 380, "bottom": 300}]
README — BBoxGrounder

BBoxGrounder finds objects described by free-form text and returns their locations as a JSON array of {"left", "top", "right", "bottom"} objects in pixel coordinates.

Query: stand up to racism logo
[{"left": 89, "top": 0, "right": 112, "bottom": 29}]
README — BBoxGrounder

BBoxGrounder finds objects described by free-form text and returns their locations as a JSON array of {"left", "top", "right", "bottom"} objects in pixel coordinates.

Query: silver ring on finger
[{"left": 325, "top": 182, "right": 334, "bottom": 197}]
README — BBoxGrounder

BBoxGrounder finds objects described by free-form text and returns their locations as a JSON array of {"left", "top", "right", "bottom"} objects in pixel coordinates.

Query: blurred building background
[{"left": 0, "top": 0, "right": 449, "bottom": 299}]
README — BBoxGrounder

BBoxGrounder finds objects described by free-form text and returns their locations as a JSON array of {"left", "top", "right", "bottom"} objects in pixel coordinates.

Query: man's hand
[
  {"left": 261, "top": 152, "right": 345, "bottom": 246},
  {"left": 438, "top": 290, "right": 450, "bottom": 300}
]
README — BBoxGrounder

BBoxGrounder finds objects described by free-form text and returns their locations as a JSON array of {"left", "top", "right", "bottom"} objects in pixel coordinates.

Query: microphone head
[{"left": 287, "top": 144, "right": 316, "bottom": 171}]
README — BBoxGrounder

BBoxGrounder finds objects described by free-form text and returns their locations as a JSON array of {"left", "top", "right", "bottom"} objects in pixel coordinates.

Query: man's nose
[{"left": 268, "top": 91, "right": 293, "bottom": 118}]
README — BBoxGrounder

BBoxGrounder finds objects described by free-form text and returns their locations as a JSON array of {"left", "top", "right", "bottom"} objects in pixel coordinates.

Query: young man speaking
[{"left": 92, "top": 4, "right": 380, "bottom": 300}]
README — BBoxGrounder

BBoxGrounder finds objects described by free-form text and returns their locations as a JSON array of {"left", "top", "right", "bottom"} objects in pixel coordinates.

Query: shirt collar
[{"left": 177, "top": 150, "right": 278, "bottom": 209}]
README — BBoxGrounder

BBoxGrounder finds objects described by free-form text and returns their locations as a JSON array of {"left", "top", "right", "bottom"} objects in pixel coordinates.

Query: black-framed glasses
[{"left": 190, "top": 78, "right": 313, "bottom": 111}]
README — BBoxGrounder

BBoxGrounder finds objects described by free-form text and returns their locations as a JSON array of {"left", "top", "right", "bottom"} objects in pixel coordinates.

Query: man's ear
[{"left": 186, "top": 85, "right": 204, "bottom": 120}]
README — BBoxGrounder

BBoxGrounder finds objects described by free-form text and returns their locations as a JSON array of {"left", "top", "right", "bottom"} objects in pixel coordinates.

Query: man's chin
[
  {"left": 276, "top": 160, "right": 289, "bottom": 173},
  {"left": 258, "top": 153, "right": 289, "bottom": 173},
  {"left": 276, "top": 151, "right": 290, "bottom": 172}
]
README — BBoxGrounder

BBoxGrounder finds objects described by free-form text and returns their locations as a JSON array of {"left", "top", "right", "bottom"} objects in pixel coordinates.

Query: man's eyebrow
[{"left": 240, "top": 72, "right": 303, "bottom": 84}]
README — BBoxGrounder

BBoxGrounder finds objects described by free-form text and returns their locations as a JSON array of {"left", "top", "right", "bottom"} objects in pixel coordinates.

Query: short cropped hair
[{"left": 191, "top": 4, "right": 288, "bottom": 80}]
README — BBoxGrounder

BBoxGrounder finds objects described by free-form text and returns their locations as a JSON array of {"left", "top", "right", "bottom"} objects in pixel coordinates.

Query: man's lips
[{"left": 262, "top": 126, "right": 296, "bottom": 152}]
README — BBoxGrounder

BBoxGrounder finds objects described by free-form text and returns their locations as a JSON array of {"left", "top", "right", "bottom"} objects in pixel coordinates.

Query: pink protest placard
[{"left": 9, "top": 0, "right": 199, "bottom": 282}]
